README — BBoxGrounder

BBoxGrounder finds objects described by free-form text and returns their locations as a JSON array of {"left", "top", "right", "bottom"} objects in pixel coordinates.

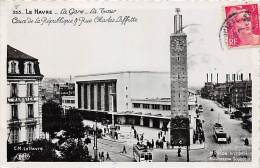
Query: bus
[
  {"left": 133, "top": 144, "right": 152, "bottom": 162},
  {"left": 213, "top": 123, "right": 227, "bottom": 143}
]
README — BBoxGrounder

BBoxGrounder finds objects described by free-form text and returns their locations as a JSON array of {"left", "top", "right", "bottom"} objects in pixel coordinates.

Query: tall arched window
[
  {"left": 24, "top": 62, "right": 34, "bottom": 74},
  {"left": 27, "top": 62, "right": 32, "bottom": 74},
  {"left": 11, "top": 61, "right": 16, "bottom": 73}
]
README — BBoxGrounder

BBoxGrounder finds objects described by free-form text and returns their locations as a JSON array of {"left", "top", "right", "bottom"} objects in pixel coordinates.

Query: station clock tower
[{"left": 170, "top": 8, "right": 190, "bottom": 147}]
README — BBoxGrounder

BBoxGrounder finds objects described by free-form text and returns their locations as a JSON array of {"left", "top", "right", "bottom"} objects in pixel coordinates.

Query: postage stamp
[
  {"left": 0, "top": 1, "right": 259, "bottom": 168},
  {"left": 224, "top": 4, "right": 260, "bottom": 48}
]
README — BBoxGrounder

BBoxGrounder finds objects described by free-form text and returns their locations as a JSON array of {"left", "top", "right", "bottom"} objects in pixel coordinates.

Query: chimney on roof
[
  {"left": 226, "top": 74, "right": 228, "bottom": 82},
  {"left": 217, "top": 73, "right": 218, "bottom": 84}
]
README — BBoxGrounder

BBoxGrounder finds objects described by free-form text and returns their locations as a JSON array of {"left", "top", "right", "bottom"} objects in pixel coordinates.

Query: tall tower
[{"left": 170, "top": 8, "right": 190, "bottom": 147}]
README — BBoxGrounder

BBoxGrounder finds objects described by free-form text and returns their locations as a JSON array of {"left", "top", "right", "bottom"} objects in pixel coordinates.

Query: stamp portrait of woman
[{"left": 225, "top": 5, "right": 260, "bottom": 47}]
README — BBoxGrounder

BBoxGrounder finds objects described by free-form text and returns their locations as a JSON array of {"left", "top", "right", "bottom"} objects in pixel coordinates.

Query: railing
[
  {"left": 7, "top": 97, "right": 37, "bottom": 103},
  {"left": 7, "top": 118, "right": 22, "bottom": 127},
  {"left": 25, "top": 117, "right": 37, "bottom": 125},
  {"left": 7, "top": 97, "right": 22, "bottom": 103},
  {"left": 24, "top": 97, "right": 36, "bottom": 102}
]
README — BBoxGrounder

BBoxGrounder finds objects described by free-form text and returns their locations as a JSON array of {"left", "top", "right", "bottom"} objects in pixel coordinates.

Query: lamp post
[
  {"left": 109, "top": 84, "right": 116, "bottom": 139},
  {"left": 93, "top": 119, "right": 98, "bottom": 161}
]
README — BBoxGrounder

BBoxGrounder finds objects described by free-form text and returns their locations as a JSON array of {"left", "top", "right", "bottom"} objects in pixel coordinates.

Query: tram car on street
[
  {"left": 213, "top": 123, "right": 227, "bottom": 143},
  {"left": 133, "top": 144, "right": 152, "bottom": 162}
]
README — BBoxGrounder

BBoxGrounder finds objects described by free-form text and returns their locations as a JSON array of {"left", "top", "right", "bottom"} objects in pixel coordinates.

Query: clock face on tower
[{"left": 173, "top": 38, "right": 186, "bottom": 52}]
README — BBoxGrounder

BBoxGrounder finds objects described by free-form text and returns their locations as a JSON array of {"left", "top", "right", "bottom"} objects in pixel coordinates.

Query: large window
[
  {"left": 10, "top": 83, "right": 18, "bottom": 97},
  {"left": 27, "top": 104, "right": 34, "bottom": 118},
  {"left": 11, "top": 105, "right": 18, "bottom": 119},
  {"left": 152, "top": 104, "right": 160, "bottom": 110},
  {"left": 143, "top": 104, "right": 150, "bottom": 109},
  {"left": 133, "top": 103, "right": 140, "bottom": 108},
  {"left": 27, "top": 63, "right": 32, "bottom": 74},
  {"left": 162, "top": 105, "right": 171, "bottom": 110},
  {"left": 24, "top": 62, "right": 34, "bottom": 74},
  {"left": 27, "top": 83, "right": 34, "bottom": 97},
  {"left": 27, "top": 126, "right": 34, "bottom": 142},
  {"left": 10, "top": 128, "right": 19, "bottom": 143},
  {"left": 11, "top": 61, "right": 16, "bottom": 73}
]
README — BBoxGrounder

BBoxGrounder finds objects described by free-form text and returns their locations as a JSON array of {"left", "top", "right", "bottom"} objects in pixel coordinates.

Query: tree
[
  {"left": 28, "top": 139, "right": 59, "bottom": 161},
  {"left": 63, "top": 109, "right": 85, "bottom": 140},
  {"left": 42, "top": 100, "right": 63, "bottom": 139},
  {"left": 59, "top": 138, "right": 92, "bottom": 161}
]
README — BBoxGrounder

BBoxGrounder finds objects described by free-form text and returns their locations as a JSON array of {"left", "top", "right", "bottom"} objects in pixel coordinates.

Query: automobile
[
  {"left": 211, "top": 108, "right": 214, "bottom": 111},
  {"left": 213, "top": 123, "right": 227, "bottom": 143},
  {"left": 234, "top": 111, "right": 242, "bottom": 118},
  {"left": 224, "top": 110, "right": 229, "bottom": 114}
]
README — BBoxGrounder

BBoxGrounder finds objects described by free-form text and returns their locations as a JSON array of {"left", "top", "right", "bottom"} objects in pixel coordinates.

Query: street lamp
[
  {"left": 93, "top": 119, "right": 98, "bottom": 161},
  {"left": 109, "top": 84, "right": 116, "bottom": 139}
]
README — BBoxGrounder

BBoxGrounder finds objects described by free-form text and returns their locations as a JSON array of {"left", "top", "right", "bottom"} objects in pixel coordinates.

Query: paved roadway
[
  {"left": 197, "top": 97, "right": 252, "bottom": 161},
  {"left": 84, "top": 97, "right": 251, "bottom": 162}
]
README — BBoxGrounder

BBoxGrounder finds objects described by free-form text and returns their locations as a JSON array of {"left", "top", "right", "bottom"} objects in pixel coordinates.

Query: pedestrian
[
  {"left": 212, "top": 150, "right": 217, "bottom": 157},
  {"left": 178, "top": 147, "right": 181, "bottom": 157},
  {"left": 137, "top": 134, "right": 139, "bottom": 141},
  {"left": 151, "top": 139, "right": 154, "bottom": 148},
  {"left": 122, "top": 145, "right": 127, "bottom": 153},
  {"left": 106, "top": 152, "right": 111, "bottom": 160},
  {"left": 160, "top": 131, "right": 163, "bottom": 137},
  {"left": 165, "top": 154, "right": 168, "bottom": 162},
  {"left": 199, "top": 137, "right": 202, "bottom": 144},
  {"left": 101, "top": 151, "right": 104, "bottom": 161},
  {"left": 134, "top": 129, "right": 137, "bottom": 138},
  {"left": 229, "top": 135, "right": 231, "bottom": 143},
  {"left": 244, "top": 138, "right": 249, "bottom": 146},
  {"left": 99, "top": 152, "right": 101, "bottom": 159},
  {"left": 158, "top": 132, "right": 160, "bottom": 139},
  {"left": 156, "top": 140, "right": 159, "bottom": 148}
]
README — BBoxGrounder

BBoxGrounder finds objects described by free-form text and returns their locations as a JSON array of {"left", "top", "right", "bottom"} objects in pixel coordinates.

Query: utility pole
[
  {"left": 93, "top": 119, "right": 98, "bottom": 161},
  {"left": 187, "top": 145, "right": 189, "bottom": 162},
  {"left": 109, "top": 84, "right": 116, "bottom": 139}
]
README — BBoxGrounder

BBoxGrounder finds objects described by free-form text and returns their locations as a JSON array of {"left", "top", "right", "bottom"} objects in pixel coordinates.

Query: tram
[{"left": 133, "top": 144, "right": 152, "bottom": 162}]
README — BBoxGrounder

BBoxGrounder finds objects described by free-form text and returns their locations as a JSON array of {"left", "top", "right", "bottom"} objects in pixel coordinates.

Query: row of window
[
  {"left": 10, "top": 126, "right": 34, "bottom": 143},
  {"left": 62, "top": 99, "right": 75, "bottom": 104},
  {"left": 10, "top": 83, "right": 34, "bottom": 97},
  {"left": 8, "top": 60, "right": 35, "bottom": 74},
  {"left": 132, "top": 103, "right": 171, "bottom": 110},
  {"left": 11, "top": 104, "right": 34, "bottom": 119}
]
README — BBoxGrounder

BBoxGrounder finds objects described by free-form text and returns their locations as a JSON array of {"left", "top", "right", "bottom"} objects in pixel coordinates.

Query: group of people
[
  {"left": 98, "top": 151, "right": 111, "bottom": 161},
  {"left": 193, "top": 129, "right": 205, "bottom": 144}
]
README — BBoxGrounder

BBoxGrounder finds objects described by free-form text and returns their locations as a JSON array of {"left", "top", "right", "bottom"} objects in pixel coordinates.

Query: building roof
[
  {"left": 75, "top": 71, "right": 169, "bottom": 78},
  {"left": 7, "top": 45, "right": 38, "bottom": 61}
]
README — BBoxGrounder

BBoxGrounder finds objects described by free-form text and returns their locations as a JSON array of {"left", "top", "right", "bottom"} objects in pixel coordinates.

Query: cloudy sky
[{"left": 7, "top": 1, "right": 253, "bottom": 87}]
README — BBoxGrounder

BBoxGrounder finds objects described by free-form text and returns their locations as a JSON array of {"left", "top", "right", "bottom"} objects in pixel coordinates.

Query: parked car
[{"left": 234, "top": 111, "right": 242, "bottom": 118}]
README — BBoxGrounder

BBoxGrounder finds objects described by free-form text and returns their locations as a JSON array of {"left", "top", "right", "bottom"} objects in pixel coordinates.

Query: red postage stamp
[{"left": 225, "top": 4, "right": 260, "bottom": 48}]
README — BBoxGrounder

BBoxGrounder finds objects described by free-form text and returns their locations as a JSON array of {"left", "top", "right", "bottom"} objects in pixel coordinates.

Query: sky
[{"left": 7, "top": 2, "right": 253, "bottom": 87}]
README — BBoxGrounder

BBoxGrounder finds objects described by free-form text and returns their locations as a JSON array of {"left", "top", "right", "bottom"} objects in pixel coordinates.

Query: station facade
[{"left": 75, "top": 71, "right": 197, "bottom": 129}]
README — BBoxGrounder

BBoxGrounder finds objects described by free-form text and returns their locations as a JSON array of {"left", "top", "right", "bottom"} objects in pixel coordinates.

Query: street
[
  {"left": 197, "top": 97, "right": 252, "bottom": 161},
  {"left": 84, "top": 97, "right": 251, "bottom": 162}
]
